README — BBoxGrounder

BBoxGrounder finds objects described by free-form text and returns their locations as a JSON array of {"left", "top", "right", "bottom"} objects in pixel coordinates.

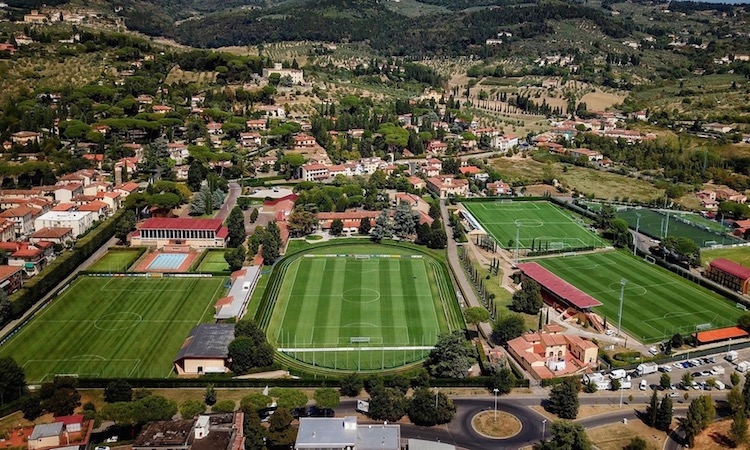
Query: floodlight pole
[
  {"left": 514, "top": 223, "right": 521, "bottom": 265},
  {"left": 664, "top": 210, "right": 670, "bottom": 237},
  {"left": 617, "top": 278, "right": 627, "bottom": 336},
  {"left": 633, "top": 215, "right": 641, "bottom": 256},
  {"left": 542, "top": 419, "right": 547, "bottom": 440},
  {"left": 493, "top": 388, "right": 499, "bottom": 420}
]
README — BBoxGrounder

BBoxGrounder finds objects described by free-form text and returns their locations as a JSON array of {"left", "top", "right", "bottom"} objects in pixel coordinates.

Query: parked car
[
  {"left": 639, "top": 380, "right": 648, "bottom": 390},
  {"left": 291, "top": 407, "right": 308, "bottom": 419},
  {"left": 308, "top": 406, "right": 335, "bottom": 417},
  {"left": 659, "top": 365, "right": 672, "bottom": 372},
  {"left": 669, "top": 392, "right": 680, "bottom": 398}
]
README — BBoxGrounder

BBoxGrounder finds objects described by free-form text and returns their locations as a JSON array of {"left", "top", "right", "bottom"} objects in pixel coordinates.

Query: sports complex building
[
  {"left": 131, "top": 218, "right": 228, "bottom": 249},
  {"left": 705, "top": 258, "right": 750, "bottom": 294}
]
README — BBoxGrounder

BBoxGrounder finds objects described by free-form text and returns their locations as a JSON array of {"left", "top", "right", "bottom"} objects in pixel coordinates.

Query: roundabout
[{"left": 470, "top": 410, "right": 522, "bottom": 439}]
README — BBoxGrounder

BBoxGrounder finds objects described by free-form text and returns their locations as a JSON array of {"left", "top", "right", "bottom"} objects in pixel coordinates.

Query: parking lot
[{"left": 599, "top": 348, "right": 750, "bottom": 397}]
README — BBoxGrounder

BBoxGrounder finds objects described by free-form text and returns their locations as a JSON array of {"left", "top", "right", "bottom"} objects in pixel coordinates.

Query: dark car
[
  {"left": 291, "top": 407, "right": 308, "bottom": 419},
  {"left": 308, "top": 406, "right": 334, "bottom": 417}
]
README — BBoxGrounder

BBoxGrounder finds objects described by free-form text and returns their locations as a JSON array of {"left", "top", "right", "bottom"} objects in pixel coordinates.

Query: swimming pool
[{"left": 147, "top": 253, "right": 189, "bottom": 270}]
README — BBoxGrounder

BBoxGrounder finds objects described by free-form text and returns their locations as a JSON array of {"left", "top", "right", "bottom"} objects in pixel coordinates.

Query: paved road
[
  {"left": 439, "top": 199, "right": 493, "bottom": 338},
  {"left": 215, "top": 180, "right": 241, "bottom": 222}
]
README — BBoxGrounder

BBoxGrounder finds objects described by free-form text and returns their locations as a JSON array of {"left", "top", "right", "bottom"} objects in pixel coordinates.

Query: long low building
[
  {"left": 705, "top": 258, "right": 750, "bottom": 294},
  {"left": 517, "top": 262, "right": 602, "bottom": 312},
  {"left": 131, "top": 218, "right": 228, "bottom": 249},
  {"left": 173, "top": 323, "right": 235, "bottom": 375}
]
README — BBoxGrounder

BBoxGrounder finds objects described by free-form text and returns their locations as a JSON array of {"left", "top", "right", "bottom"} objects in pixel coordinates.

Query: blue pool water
[{"left": 147, "top": 253, "right": 189, "bottom": 270}]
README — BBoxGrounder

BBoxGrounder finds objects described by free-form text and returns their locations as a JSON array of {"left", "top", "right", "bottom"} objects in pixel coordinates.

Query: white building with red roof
[{"left": 131, "top": 218, "right": 228, "bottom": 249}]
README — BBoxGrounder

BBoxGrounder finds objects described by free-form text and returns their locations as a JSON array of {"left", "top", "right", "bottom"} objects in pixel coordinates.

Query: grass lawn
[
  {"left": 536, "top": 251, "right": 742, "bottom": 343},
  {"left": 262, "top": 244, "right": 461, "bottom": 371},
  {"left": 196, "top": 250, "right": 230, "bottom": 272},
  {"left": 463, "top": 201, "right": 607, "bottom": 250},
  {"left": 488, "top": 156, "right": 664, "bottom": 201},
  {"left": 0, "top": 276, "right": 226, "bottom": 382},
  {"left": 88, "top": 249, "right": 144, "bottom": 272},
  {"left": 617, "top": 208, "right": 743, "bottom": 247},
  {"left": 702, "top": 247, "right": 750, "bottom": 268}
]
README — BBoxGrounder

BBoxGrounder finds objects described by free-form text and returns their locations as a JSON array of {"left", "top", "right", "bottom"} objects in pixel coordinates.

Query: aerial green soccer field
[
  {"left": 537, "top": 251, "right": 742, "bottom": 343},
  {"left": 617, "top": 208, "right": 742, "bottom": 247},
  {"left": 261, "top": 244, "right": 462, "bottom": 371},
  {"left": 0, "top": 276, "right": 226, "bottom": 382},
  {"left": 88, "top": 249, "right": 144, "bottom": 272},
  {"left": 195, "top": 250, "right": 230, "bottom": 272},
  {"left": 463, "top": 201, "right": 607, "bottom": 250}
]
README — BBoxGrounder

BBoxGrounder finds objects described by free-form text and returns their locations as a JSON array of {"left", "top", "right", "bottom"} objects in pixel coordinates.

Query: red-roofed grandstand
[
  {"left": 693, "top": 326, "right": 749, "bottom": 345},
  {"left": 518, "top": 262, "right": 602, "bottom": 310},
  {"left": 706, "top": 258, "right": 750, "bottom": 294}
]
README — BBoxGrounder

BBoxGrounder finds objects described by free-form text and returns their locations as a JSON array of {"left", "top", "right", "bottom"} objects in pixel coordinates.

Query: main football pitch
[
  {"left": 537, "top": 251, "right": 742, "bottom": 343},
  {"left": 463, "top": 201, "right": 607, "bottom": 250},
  {"left": 0, "top": 276, "right": 226, "bottom": 382},
  {"left": 260, "top": 244, "right": 462, "bottom": 371}
]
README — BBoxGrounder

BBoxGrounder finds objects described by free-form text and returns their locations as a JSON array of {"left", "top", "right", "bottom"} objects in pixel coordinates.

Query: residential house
[
  {"left": 487, "top": 180, "right": 511, "bottom": 196},
  {"left": 9, "top": 244, "right": 46, "bottom": 276},
  {"left": 0, "top": 206, "right": 39, "bottom": 237},
  {"left": 506, "top": 329, "right": 599, "bottom": 380},
  {"left": 54, "top": 184, "right": 84, "bottom": 203},
  {"left": 114, "top": 182, "right": 140, "bottom": 198},
  {"left": 152, "top": 105, "right": 172, "bottom": 114},
  {"left": 246, "top": 119, "right": 267, "bottom": 130},
  {"left": 301, "top": 164, "right": 329, "bottom": 182},
  {"left": 34, "top": 211, "right": 94, "bottom": 237},
  {"left": 568, "top": 148, "right": 603, "bottom": 162},
  {"left": 715, "top": 188, "right": 747, "bottom": 204},
  {"left": 167, "top": 143, "right": 189, "bottom": 165},
  {"left": 11, "top": 131, "right": 40, "bottom": 146},
  {"left": 262, "top": 63, "right": 304, "bottom": 84},
  {"left": 0, "top": 218, "right": 15, "bottom": 241},
  {"left": 77, "top": 201, "right": 110, "bottom": 220},
  {"left": 426, "top": 140, "right": 448, "bottom": 155},
  {"left": 30, "top": 227, "right": 74, "bottom": 245},
  {"left": 97, "top": 191, "right": 122, "bottom": 212},
  {"left": 0, "top": 265, "right": 23, "bottom": 295},
  {"left": 293, "top": 134, "right": 317, "bottom": 148},
  {"left": 427, "top": 176, "right": 469, "bottom": 198},
  {"left": 255, "top": 105, "right": 285, "bottom": 119}
]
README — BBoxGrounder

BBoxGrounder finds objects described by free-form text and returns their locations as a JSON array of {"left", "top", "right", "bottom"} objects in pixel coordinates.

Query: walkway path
[{"left": 439, "top": 199, "right": 493, "bottom": 339}]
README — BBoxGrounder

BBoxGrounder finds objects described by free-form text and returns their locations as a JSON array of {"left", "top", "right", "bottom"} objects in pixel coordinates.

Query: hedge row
[{"left": 8, "top": 209, "right": 125, "bottom": 319}]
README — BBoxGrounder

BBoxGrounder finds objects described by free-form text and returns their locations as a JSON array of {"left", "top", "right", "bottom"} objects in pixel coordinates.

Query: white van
[
  {"left": 715, "top": 380, "right": 726, "bottom": 390},
  {"left": 639, "top": 380, "right": 648, "bottom": 390}
]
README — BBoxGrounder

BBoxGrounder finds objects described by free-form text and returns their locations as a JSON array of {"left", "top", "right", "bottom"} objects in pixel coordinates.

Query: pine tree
[
  {"left": 646, "top": 389, "right": 658, "bottom": 427},
  {"left": 655, "top": 395, "right": 673, "bottom": 431}
]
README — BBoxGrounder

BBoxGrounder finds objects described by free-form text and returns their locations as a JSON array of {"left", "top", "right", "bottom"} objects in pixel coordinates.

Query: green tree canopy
[
  {"left": 425, "top": 331, "right": 474, "bottom": 379},
  {"left": 407, "top": 388, "right": 456, "bottom": 426},
  {"left": 534, "top": 420, "right": 592, "bottom": 450},
  {"left": 547, "top": 379, "right": 580, "bottom": 420},
  {"left": 313, "top": 388, "right": 340, "bottom": 409},
  {"left": 493, "top": 313, "right": 526, "bottom": 344}
]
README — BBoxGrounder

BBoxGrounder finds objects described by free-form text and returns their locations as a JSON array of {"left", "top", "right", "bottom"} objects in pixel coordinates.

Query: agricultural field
[
  {"left": 488, "top": 155, "right": 664, "bottom": 201},
  {"left": 195, "top": 250, "right": 230, "bottom": 272},
  {"left": 0, "top": 276, "right": 226, "bottom": 382},
  {"left": 537, "top": 251, "right": 742, "bottom": 343},
  {"left": 463, "top": 201, "right": 607, "bottom": 251},
  {"left": 259, "top": 244, "right": 462, "bottom": 371},
  {"left": 617, "top": 208, "right": 743, "bottom": 247},
  {"left": 88, "top": 249, "right": 144, "bottom": 272},
  {"left": 702, "top": 247, "right": 750, "bottom": 269}
]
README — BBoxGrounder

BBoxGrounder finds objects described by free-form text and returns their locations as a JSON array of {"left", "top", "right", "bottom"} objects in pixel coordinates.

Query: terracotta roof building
[
  {"left": 705, "top": 258, "right": 750, "bottom": 294},
  {"left": 506, "top": 329, "right": 599, "bottom": 380},
  {"left": 131, "top": 218, "right": 228, "bottom": 249}
]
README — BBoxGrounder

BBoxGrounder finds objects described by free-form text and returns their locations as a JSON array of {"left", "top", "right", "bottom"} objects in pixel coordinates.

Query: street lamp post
[
  {"left": 435, "top": 388, "right": 439, "bottom": 411},
  {"left": 493, "top": 388, "right": 499, "bottom": 420},
  {"left": 633, "top": 214, "right": 641, "bottom": 256},
  {"left": 617, "top": 278, "right": 627, "bottom": 336},
  {"left": 542, "top": 419, "right": 547, "bottom": 440},
  {"left": 514, "top": 223, "right": 521, "bottom": 265}
]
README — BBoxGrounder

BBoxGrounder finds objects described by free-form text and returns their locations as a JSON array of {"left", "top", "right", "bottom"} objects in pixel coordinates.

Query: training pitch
[
  {"left": 537, "top": 251, "right": 742, "bottom": 343},
  {"left": 617, "top": 208, "right": 742, "bottom": 247},
  {"left": 463, "top": 201, "right": 607, "bottom": 250},
  {"left": 88, "top": 249, "right": 143, "bottom": 272},
  {"left": 0, "top": 276, "right": 226, "bottom": 382},
  {"left": 259, "top": 244, "right": 462, "bottom": 371}
]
